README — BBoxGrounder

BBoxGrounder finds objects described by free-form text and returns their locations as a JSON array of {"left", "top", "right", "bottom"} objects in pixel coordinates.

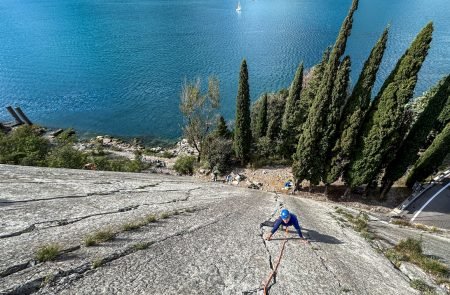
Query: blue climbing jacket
[{"left": 271, "top": 213, "right": 303, "bottom": 238}]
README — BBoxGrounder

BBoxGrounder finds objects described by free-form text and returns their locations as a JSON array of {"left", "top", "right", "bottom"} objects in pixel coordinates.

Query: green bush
[
  {"left": 47, "top": 145, "right": 87, "bottom": 169},
  {"left": 173, "top": 155, "right": 195, "bottom": 175},
  {"left": 0, "top": 125, "right": 49, "bottom": 166},
  {"left": 56, "top": 128, "right": 76, "bottom": 145},
  {"left": 203, "top": 137, "right": 232, "bottom": 174}
]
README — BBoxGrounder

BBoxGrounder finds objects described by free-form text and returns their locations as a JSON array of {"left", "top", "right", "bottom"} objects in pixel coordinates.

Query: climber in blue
[{"left": 265, "top": 209, "right": 308, "bottom": 243}]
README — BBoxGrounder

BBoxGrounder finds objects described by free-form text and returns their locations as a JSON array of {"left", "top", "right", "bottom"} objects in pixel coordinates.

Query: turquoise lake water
[{"left": 0, "top": 0, "right": 449, "bottom": 139}]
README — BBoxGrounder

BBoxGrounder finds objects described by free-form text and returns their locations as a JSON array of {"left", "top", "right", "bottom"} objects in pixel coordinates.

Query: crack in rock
[
  {"left": 1, "top": 246, "right": 80, "bottom": 280},
  {"left": 1, "top": 187, "right": 203, "bottom": 240},
  {"left": 3, "top": 213, "right": 232, "bottom": 295},
  {"left": 0, "top": 183, "right": 162, "bottom": 205},
  {"left": 309, "top": 247, "right": 343, "bottom": 288}
]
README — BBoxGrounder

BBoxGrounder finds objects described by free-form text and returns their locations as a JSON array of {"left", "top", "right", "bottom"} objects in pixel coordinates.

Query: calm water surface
[{"left": 0, "top": 0, "right": 449, "bottom": 139}]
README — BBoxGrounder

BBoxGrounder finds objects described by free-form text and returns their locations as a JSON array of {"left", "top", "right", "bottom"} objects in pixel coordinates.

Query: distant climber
[
  {"left": 212, "top": 165, "right": 219, "bottom": 182},
  {"left": 265, "top": 209, "right": 308, "bottom": 243}
]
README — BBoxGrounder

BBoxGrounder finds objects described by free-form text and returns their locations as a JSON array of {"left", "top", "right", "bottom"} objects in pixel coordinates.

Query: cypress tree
[
  {"left": 282, "top": 63, "right": 304, "bottom": 131},
  {"left": 234, "top": 59, "right": 252, "bottom": 165},
  {"left": 406, "top": 122, "right": 450, "bottom": 187},
  {"left": 346, "top": 22, "right": 434, "bottom": 188},
  {"left": 266, "top": 90, "right": 288, "bottom": 141},
  {"left": 327, "top": 28, "right": 389, "bottom": 186},
  {"left": 254, "top": 93, "right": 268, "bottom": 139},
  {"left": 216, "top": 116, "right": 231, "bottom": 139},
  {"left": 300, "top": 48, "right": 331, "bottom": 116},
  {"left": 437, "top": 94, "right": 450, "bottom": 130},
  {"left": 323, "top": 56, "right": 351, "bottom": 186},
  {"left": 280, "top": 63, "right": 304, "bottom": 157},
  {"left": 380, "top": 75, "right": 450, "bottom": 195},
  {"left": 293, "top": 0, "right": 358, "bottom": 185}
]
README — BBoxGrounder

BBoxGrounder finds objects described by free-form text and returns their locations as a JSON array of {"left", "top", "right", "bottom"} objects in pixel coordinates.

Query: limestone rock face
[{"left": 0, "top": 164, "right": 419, "bottom": 295}]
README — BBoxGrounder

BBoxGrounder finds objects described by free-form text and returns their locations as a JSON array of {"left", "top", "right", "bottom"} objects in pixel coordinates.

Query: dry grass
[
  {"left": 385, "top": 238, "right": 449, "bottom": 279},
  {"left": 84, "top": 228, "right": 116, "bottom": 246},
  {"left": 391, "top": 219, "right": 442, "bottom": 234},
  {"left": 35, "top": 244, "right": 61, "bottom": 262}
]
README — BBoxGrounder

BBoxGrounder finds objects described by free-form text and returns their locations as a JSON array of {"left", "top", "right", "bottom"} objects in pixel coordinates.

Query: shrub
[
  {"left": 0, "top": 125, "right": 50, "bottom": 166},
  {"left": 47, "top": 145, "right": 87, "bottom": 169},
  {"left": 56, "top": 128, "right": 76, "bottom": 145},
  {"left": 35, "top": 244, "right": 61, "bottom": 262},
  {"left": 203, "top": 137, "right": 232, "bottom": 173},
  {"left": 173, "top": 155, "right": 195, "bottom": 175}
]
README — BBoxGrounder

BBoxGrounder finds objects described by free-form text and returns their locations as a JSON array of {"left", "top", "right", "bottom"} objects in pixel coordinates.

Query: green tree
[
  {"left": 326, "top": 28, "right": 389, "bottom": 187},
  {"left": 380, "top": 75, "right": 450, "bottom": 196},
  {"left": 280, "top": 63, "right": 304, "bottom": 157},
  {"left": 215, "top": 116, "right": 231, "bottom": 139},
  {"left": 254, "top": 93, "right": 268, "bottom": 139},
  {"left": 293, "top": 0, "right": 359, "bottom": 186},
  {"left": 346, "top": 22, "right": 433, "bottom": 189},
  {"left": 437, "top": 91, "right": 450, "bottom": 130},
  {"left": 282, "top": 63, "right": 304, "bottom": 131},
  {"left": 323, "top": 56, "right": 351, "bottom": 187},
  {"left": 300, "top": 48, "right": 331, "bottom": 120},
  {"left": 406, "top": 122, "right": 450, "bottom": 187},
  {"left": 234, "top": 59, "right": 252, "bottom": 165},
  {"left": 266, "top": 90, "right": 288, "bottom": 141},
  {"left": 179, "top": 76, "right": 220, "bottom": 162}
]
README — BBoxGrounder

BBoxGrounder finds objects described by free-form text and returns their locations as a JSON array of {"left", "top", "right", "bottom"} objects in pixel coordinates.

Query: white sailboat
[{"left": 236, "top": 1, "right": 241, "bottom": 12}]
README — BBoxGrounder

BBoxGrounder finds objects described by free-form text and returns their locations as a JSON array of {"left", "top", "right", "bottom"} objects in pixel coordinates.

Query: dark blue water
[{"left": 0, "top": 0, "right": 449, "bottom": 139}]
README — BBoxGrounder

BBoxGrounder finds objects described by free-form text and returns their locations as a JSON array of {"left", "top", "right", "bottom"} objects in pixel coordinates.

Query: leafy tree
[
  {"left": 406, "top": 122, "right": 450, "bottom": 186},
  {"left": 326, "top": 28, "right": 389, "bottom": 186},
  {"left": 380, "top": 75, "right": 450, "bottom": 196},
  {"left": 253, "top": 93, "right": 268, "bottom": 139},
  {"left": 234, "top": 59, "right": 252, "bottom": 165},
  {"left": 180, "top": 76, "right": 220, "bottom": 162},
  {"left": 293, "top": 0, "right": 358, "bottom": 185},
  {"left": 346, "top": 22, "right": 434, "bottom": 189}
]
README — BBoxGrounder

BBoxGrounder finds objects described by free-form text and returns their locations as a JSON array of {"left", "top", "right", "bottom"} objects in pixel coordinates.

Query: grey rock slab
[
  {"left": 37, "top": 190, "right": 275, "bottom": 295},
  {"left": 369, "top": 221, "right": 450, "bottom": 265},
  {"left": 267, "top": 196, "right": 419, "bottom": 295},
  {"left": 0, "top": 165, "right": 429, "bottom": 294}
]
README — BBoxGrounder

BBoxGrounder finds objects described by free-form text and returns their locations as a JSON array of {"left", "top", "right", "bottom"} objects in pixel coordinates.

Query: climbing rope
[{"left": 263, "top": 227, "right": 289, "bottom": 295}]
